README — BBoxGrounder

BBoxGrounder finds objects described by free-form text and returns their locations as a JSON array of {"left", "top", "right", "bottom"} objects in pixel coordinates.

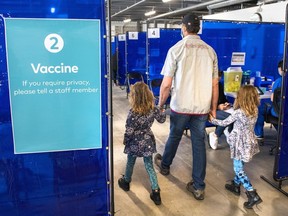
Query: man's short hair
[{"left": 182, "top": 13, "right": 200, "bottom": 34}]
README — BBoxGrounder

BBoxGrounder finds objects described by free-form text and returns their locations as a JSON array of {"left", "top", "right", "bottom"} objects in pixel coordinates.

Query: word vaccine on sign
[{"left": 31, "top": 63, "right": 79, "bottom": 74}]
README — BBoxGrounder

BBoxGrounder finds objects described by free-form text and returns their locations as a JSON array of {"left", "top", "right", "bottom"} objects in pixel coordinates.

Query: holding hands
[{"left": 208, "top": 112, "right": 215, "bottom": 122}]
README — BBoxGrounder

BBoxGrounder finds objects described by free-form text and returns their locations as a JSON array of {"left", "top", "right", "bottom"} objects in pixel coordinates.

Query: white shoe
[
  {"left": 224, "top": 128, "right": 229, "bottom": 138},
  {"left": 209, "top": 132, "right": 218, "bottom": 150}
]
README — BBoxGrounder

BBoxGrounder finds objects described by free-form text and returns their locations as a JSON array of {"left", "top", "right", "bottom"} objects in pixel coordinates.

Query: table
[{"left": 225, "top": 90, "right": 272, "bottom": 100}]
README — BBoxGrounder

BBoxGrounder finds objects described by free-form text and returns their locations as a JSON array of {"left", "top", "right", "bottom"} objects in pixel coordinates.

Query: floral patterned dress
[
  {"left": 211, "top": 109, "right": 260, "bottom": 162},
  {"left": 123, "top": 107, "right": 166, "bottom": 157}
]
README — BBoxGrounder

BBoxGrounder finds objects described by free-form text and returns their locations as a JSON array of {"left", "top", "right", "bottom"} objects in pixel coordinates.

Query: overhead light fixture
[
  {"left": 250, "top": 3, "right": 263, "bottom": 22},
  {"left": 50, "top": 7, "right": 56, "bottom": 13},
  {"left": 145, "top": 10, "right": 156, "bottom": 16},
  {"left": 123, "top": 18, "right": 131, "bottom": 23},
  {"left": 162, "top": 0, "right": 172, "bottom": 3},
  {"left": 250, "top": 12, "right": 262, "bottom": 22}
]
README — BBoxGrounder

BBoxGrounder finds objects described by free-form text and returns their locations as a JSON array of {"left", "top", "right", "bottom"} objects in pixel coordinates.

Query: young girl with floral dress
[
  {"left": 118, "top": 82, "right": 166, "bottom": 205},
  {"left": 209, "top": 85, "right": 262, "bottom": 209}
]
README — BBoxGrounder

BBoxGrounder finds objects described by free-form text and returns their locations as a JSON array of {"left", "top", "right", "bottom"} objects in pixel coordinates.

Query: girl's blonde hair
[
  {"left": 129, "top": 82, "right": 155, "bottom": 115},
  {"left": 234, "top": 85, "right": 260, "bottom": 117}
]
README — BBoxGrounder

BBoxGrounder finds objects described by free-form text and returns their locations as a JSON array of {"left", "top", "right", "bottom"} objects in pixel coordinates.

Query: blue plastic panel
[
  {"left": 0, "top": 1, "right": 110, "bottom": 215},
  {"left": 147, "top": 28, "right": 181, "bottom": 80},
  {"left": 202, "top": 21, "right": 285, "bottom": 78},
  {"left": 274, "top": 26, "right": 288, "bottom": 180},
  {"left": 126, "top": 32, "right": 147, "bottom": 79},
  {"left": 116, "top": 36, "right": 126, "bottom": 86},
  {"left": 111, "top": 36, "right": 117, "bottom": 55}
]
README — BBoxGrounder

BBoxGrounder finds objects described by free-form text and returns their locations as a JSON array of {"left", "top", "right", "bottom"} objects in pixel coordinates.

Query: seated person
[
  {"left": 209, "top": 70, "right": 233, "bottom": 150},
  {"left": 254, "top": 59, "right": 283, "bottom": 139}
]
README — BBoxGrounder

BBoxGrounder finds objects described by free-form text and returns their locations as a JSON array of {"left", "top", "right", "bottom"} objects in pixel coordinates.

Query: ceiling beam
[
  {"left": 146, "top": 0, "right": 227, "bottom": 21},
  {"left": 112, "top": 0, "right": 146, "bottom": 17}
]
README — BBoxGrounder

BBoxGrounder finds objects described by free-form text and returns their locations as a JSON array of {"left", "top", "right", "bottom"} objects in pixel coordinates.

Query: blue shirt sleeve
[
  {"left": 272, "top": 77, "right": 282, "bottom": 93},
  {"left": 271, "top": 77, "right": 282, "bottom": 117}
]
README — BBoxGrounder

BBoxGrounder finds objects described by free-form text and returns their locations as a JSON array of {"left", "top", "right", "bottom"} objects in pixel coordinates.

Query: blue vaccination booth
[
  {"left": 118, "top": 22, "right": 284, "bottom": 97},
  {"left": 0, "top": 1, "right": 112, "bottom": 215},
  {"left": 201, "top": 20, "right": 288, "bottom": 194},
  {"left": 116, "top": 19, "right": 288, "bottom": 195},
  {"left": 260, "top": 5, "right": 288, "bottom": 196}
]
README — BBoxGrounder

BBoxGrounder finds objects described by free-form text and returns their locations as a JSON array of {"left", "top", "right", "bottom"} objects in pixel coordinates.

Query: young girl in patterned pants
[
  {"left": 209, "top": 85, "right": 262, "bottom": 209},
  {"left": 118, "top": 82, "right": 166, "bottom": 205}
]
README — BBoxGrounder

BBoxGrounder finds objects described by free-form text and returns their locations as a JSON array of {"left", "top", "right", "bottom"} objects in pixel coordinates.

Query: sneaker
[
  {"left": 154, "top": 153, "right": 170, "bottom": 175},
  {"left": 208, "top": 132, "right": 218, "bottom": 150},
  {"left": 223, "top": 127, "right": 230, "bottom": 138},
  {"left": 186, "top": 181, "right": 205, "bottom": 200},
  {"left": 150, "top": 189, "right": 161, "bottom": 205},
  {"left": 118, "top": 176, "right": 130, "bottom": 191}
]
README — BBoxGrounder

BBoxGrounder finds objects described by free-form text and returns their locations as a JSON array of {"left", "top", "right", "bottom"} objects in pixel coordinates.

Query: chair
[
  {"left": 125, "top": 72, "right": 144, "bottom": 98},
  {"left": 149, "top": 78, "right": 163, "bottom": 104},
  {"left": 264, "top": 87, "right": 281, "bottom": 154}
]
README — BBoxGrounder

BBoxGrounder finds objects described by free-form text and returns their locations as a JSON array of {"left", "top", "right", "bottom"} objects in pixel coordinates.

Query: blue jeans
[
  {"left": 233, "top": 159, "right": 253, "bottom": 191},
  {"left": 215, "top": 110, "right": 233, "bottom": 137},
  {"left": 161, "top": 111, "right": 208, "bottom": 190},
  {"left": 124, "top": 154, "right": 159, "bottom": 190}
]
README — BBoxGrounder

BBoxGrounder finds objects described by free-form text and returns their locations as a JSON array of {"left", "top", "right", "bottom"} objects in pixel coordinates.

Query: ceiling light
[
  {"left": 123, "top": 18, "right": 131, "bottom": 23},
  {"left": 145, "top": 10, "right": 156, "bottom": 16},
  {"left": 50, "top": 7, "right": 55, "bottom": 13},
  {"left": 162, "top": 0, "right": 172, "bottom": 3},
  {"left": 250, "top": 12, "right": 262, "bottom": 22}
]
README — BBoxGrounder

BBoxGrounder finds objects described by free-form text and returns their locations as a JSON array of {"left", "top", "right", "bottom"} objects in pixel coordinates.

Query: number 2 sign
[{"left": 44, "top": 33, "right": 64, "bottom": 53}]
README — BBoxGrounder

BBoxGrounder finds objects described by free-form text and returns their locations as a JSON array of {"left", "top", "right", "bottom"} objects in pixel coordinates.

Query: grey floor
[{"left": 112, "top": 85, "right": 288, "bottom": 216}]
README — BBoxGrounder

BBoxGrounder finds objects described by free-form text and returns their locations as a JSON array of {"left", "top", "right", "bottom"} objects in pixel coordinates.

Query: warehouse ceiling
[
  {"left": 0, "top": 0, "right": 281, "bottom": 23},
  {"left": 110, "top": 0, "right": 280, "bottom": 23}
]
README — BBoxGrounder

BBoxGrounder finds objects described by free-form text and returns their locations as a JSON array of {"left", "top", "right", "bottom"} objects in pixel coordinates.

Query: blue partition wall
[
  {"left": 116, "top": 35, "right": 126, "bottom": 86},
  {"left": 0, "top": 1, "right": 110, "bottom": 216},
  {"left": 111, "top": 36, "right": 117, "bottom": 55},
  {"left": 275, "top": 62, "right": 288, "bottom": 180},
  {"left": 201, "top": 20, "right": 288, "bottom": 182},
  {"left": 274, "top": 15, "right": 288, "bottom": 181},
  {"left": 147, "top": 28, "right": 181, "bottom": 80},
  {"left": 126, "top": 31, "right": 147, "bottom": 81},
  {"left": 202, "top": 21, "right": 285, "bottom": 78}
]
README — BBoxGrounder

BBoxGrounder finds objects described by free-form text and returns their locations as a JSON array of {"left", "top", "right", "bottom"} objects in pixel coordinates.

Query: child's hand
[
  {"left": 219, "top": 102, "right": 231, "bottom": 110},
  {"left": 208, "top": 113, "right": 214, "bottom": 122},
  {"left": 224, "top": 102, "right": 231, "bottom": 109}
]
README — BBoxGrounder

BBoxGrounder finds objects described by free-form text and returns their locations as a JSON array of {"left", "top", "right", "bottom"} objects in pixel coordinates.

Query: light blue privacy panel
[{"left": 0, "top": 0, "right": 110, "bottom": 215}]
